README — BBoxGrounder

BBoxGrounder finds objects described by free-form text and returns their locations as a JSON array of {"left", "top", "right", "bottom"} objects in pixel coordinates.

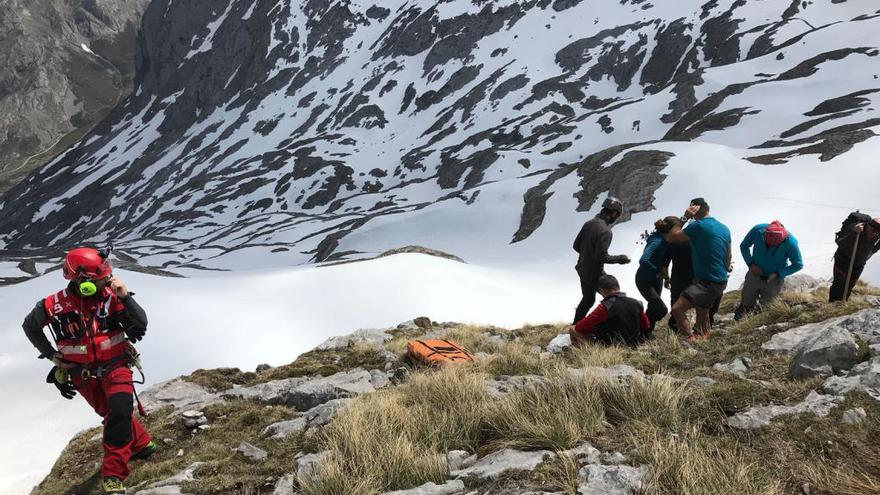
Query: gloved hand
[
  {"left": 125, "top": 326, "right": 146, "bottom": 343},
  {"left": 46, "top": 366, "right": 76, "bottom": 399}
]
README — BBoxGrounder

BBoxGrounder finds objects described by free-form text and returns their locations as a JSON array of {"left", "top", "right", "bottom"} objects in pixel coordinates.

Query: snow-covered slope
[{"left": 0, "top": 0, "right": 878, "bottom": 272}]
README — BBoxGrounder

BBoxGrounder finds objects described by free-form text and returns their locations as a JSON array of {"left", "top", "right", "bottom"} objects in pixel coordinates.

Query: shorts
[{"left": 682, "top": 278, "right": 727, "bottom": 309}]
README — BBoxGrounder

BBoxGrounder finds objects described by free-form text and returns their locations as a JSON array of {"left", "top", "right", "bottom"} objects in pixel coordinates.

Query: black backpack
[{"left": 836, "top": 211, "right": 872, "bottom": 245}]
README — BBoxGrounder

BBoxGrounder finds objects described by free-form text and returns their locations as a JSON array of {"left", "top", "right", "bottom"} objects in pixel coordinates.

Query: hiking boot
[
  {"left": 130, "top": 440, "right": 157, "bottom": 461},
  {"left": 102, "top": 477, "right": 126, "bottom": 494}
]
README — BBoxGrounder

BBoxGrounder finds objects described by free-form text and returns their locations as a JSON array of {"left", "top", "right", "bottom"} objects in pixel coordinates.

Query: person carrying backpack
[
  {"left": 572, "top": 197, "right": 631, "bottom": 324},
  {"left": 735, "top": 220, "right": 804, "bottom": 320},
  {"left": 22, "top": 247, "right": 154, "bottom": 494},
  {"left": 665, "top": 198, "right": 732, "bottom": 341},
  {"left": 636, "top": 216, "right": 680, "bottom": 332},
  {"left": 830, "top": 213, "right": 880, "bottom": 302},
  {"left": 569, "top": 274, "right": 650, "bottom": 347}
]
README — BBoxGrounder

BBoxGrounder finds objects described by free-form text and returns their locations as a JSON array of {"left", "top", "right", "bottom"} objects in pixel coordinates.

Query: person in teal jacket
[
  {"left": 735, "top": 220, "right": 803, "bottom": 320},
  {"left": 635, "top": 216, "right": 681, "bottom": 332}
]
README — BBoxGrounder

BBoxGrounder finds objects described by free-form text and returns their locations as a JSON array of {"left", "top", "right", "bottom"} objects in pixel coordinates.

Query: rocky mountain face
[
  {"left": 0, "top": 0, "right": 877, "bottom": 270},
  {"left": 0, "top": 0, "right": 149, "bottom": 193}
]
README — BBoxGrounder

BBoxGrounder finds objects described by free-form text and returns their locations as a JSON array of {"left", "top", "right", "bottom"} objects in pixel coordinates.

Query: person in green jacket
[{"left": 735, "top": 220, "right": 803, "bottom": 320}]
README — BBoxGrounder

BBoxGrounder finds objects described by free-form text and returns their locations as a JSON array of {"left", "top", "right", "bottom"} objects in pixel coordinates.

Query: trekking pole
[{"left": 843, "top": 230, "right": 861, "bottom": 301}]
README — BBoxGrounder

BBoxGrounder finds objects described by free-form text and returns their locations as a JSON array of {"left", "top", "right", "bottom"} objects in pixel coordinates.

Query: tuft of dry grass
[
  {"left": 477, "top": 341, "right": 546, "bottom": 376},
  {"left": 483, "top": 368, "right": 605, "bottom": 451},
  {"left": 306, "top": 394, "right": 448, "bottom": 493},
  {"left": 567, "top": 341, "right": 628, "bottom": 369},
  {"left": 633, "top": 424, "right": 782, "bottom": 495},
  {"left": 597, "top": 374, "right": 688, "bottom": 430}
]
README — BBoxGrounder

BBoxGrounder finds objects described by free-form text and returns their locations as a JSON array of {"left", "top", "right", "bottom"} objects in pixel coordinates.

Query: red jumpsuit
[{"left": 26, "top": 286, "right": 152, "bottom": 480}]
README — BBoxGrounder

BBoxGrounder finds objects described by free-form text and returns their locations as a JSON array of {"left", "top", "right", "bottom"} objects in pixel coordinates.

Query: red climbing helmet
[{"left": 62, "top": 247, "right": 112, "bottom": 281}]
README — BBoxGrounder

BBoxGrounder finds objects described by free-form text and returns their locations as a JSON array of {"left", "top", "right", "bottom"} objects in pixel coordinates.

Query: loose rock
[
  {"left": 296, "top": 451, "right": 331, "bottom": 483},
  {"left": 562, "top": 442, "right": 601, "bottom": 466},
  {"left": 225, "top": 369, "right": 379, "bottom": 411},
  {"left": 822, "top": 357, "right": 880, "bottom": 400},
  {"left": 727, "top": 391, "right": 844, "bottom": 429},
  {"left": 140, "top": 379, "right": 222, "bottom": 414},
  {"left": 133, "top": 462, "right": 204, "bottom": 495},
  {"left": 236, "top": 442, "right": 268, "bottom": 462},
  {"left": 578, "top": 464, "right": 651, "bottom": 495},
  {"left": 382, "top": 480, "right": 466, "bottom": 495},
  {"left": 547, "top": 334, "right": 572, "bottom": 354},
  {"left": 713, "top": 357, "right": 752, "bottom": 378},
  {"left": 789, "top": 327, "right": 859, "bottom": 379},
  {"left": 180, "top": 410, "right": 208, "bottom": 429},
  {"left": 841, "top": 407, "right": 867, "bottom": 425},
  {"left": 316, "top": 328, "right": 392, "bottom": 350},
  {"left": 447, "top": 450, "right": 473, "bottom": 471},
  {"left": 452, "top": 448, "right": 553, "bottom": 480},
  {"left": 272, "top": 474, "right": 296, "bottom": 495}
]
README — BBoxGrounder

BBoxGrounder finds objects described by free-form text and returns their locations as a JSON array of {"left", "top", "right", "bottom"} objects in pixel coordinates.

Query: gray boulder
[
  {"left": 382, "top": 480, "right": 466, "bottom": 495},
  {"left": 843, "top": 309, "right": 880, "bottom": 345},
  {"left": 574, "top": 365, "right": 646, "bottom": 384},
  {"left": 690, "top": 376, "right": 717, "bottom": 387},
  {"left": 789, "top": 327, "right": 859, "bottom": 379},
  {"left": 547, "top": 334, "right": 572, "bottom": 354},
  {"left": 133, "top": 462, "right": 204, "bottom": 495},
  {"left": 225, "top": 369, "right": 379, "bottom": 411},
  {"left": 485, "top": 375, "right": 546, "bottom": 398},
  {"left": 782, "top": 274, "right": 829, "bottom": 293},
  {"left": 263, "top": 397, "right": 354, "bottom": 439},
  {"left": 140, "top": 378, "right": 222, "bottom": 415},
  {"left": 272, "top": 474, "right": 296, "bottom": 495},
  {"left": 263, "top": 417, "right": 308, "bottom": 439},
  {"left": 452, "top": 448, "right": 553, "bottom": 480},
  {"left": 841, "top": 408, "right": 867, "bottom": 425},
  {"left": 304, "top": 398, "right": 352, "bottom": 427},
  {"left": 726, "top": 391, "right": 844, "bottom": 429},
  {"left": 562, "top": 442, "right": 602, "bottom": 466},
  {"left": 446, "top": 450, "right": 476, "bottom": 471},
  {"left": 713, "top": 357, "right": 752, "bottom": 378},
  {"left": 602, "top": 452, "right": 628, "bottom": 465},
  {"left": 578, "top": 464, "right": 651, "bottom": 495},
  {"left": 822, "top": 357, "right": 880, "bottom": 400},
  {"left": 316, "top": 328, "right": 392, "bottom": 350},
  {"left": 370, "top": 369, "right": 392, "bottom": 389},
  {"left": 236, "top": 442, "right": 268, "bottom": 462},
  {"left": 764, "top": 309, "right": 880, "bottom": 353},
  {"left": 180, "top": 410, "right": 208, "bottom": 429},
  {"left": 296, "top": 451, "right": 331, "bottom": 483}
]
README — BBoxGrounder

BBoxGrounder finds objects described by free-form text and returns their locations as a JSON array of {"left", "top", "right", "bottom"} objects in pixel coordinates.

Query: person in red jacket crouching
[
  {"left": 569, "top": 274, "right": 651, "bottom": 348},
  {"left": 22, "top": 247, "right": 154, "bottom": 495}
]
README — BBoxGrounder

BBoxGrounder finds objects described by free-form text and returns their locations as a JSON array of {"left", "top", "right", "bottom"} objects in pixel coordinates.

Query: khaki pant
[{"left": 739, "top": 271, "right": 784, "bottom": 313}]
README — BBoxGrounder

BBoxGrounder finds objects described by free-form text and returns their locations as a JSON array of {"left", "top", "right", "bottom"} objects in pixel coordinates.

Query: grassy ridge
[{"left": 31, "top": 283, "right": 880, "bottom": 494}]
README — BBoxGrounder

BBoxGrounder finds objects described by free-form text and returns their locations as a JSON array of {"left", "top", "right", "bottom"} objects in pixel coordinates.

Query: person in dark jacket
[
  {"left": 735, "top": 220, "right": 803, "bottom": 319},
  {"left": 569, "top": 274, "right": 650, "bottom": 347},
  {"left": 636, "top": 216, "right": 680, "bottom": 333},
  {"left": 572, "top": 197, "right": 631, "bottom": 324},
  {"left": 666, "top": 198, "right": 732, "bottom": 341},
  {"left": 830, "top": 215, "right": 880, "bottom": 302},
  {"left": 663, "top": 241, "right": 721, "bottom": 332}
]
